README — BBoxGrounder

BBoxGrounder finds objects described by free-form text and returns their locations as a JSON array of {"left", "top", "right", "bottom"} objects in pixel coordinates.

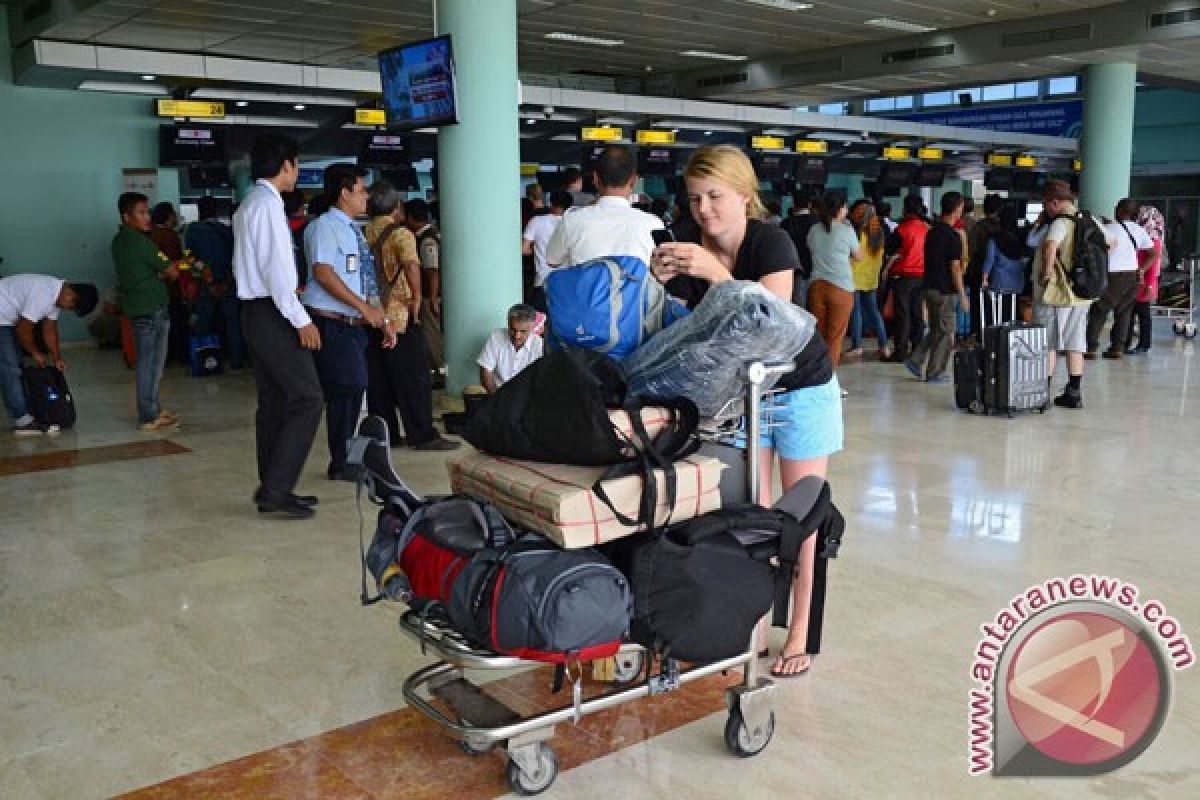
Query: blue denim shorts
[{"left": 735, "top": 376, "right": 844, "bottom": 461}]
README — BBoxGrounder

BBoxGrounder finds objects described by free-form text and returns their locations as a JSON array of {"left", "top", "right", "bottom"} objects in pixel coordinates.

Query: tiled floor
[{"left": 1, "top": 330, "right": 1198, "bottom": 799}]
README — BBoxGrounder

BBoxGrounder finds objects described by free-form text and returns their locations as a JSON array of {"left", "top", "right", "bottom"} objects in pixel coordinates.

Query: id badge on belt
[{"left": 346, "top": 254, "right": 358, "bottom": 273}]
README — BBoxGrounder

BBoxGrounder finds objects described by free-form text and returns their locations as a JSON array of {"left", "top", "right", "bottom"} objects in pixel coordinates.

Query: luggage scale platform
[{"left": 355, "top": 362, "right": 792, "bottom": 796}]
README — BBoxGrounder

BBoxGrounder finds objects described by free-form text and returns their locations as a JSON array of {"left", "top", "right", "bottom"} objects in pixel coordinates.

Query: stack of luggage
[{"left": 354, "top": 279, "right": 845, "bottom": 671}]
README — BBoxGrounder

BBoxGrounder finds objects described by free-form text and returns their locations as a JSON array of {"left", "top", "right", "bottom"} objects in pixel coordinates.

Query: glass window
[
  {"left": 865, "top": 97, "right": 895, "bottom": 113},
  {"left": 982, "top": 83, "right": 1015, "bottom": 102},
  {"left": 958, "top": 87, "right": 982, "bottom": 103},
  {"left": 923, "top": 91, "right": 954, "bottom": 107},
  {"left": 1014, "top": 81, "right": 1039, "bottom": 99},
  {"left": 894, "top": 95, "right": 913, "bottom": 110},
  {"left": 818, "top": 102, "right": 847, "bottom": 115},
  {"left": 1047, "top": 76, "right": 1079, "bottom": 95},
  {"left": 794, "top": 105, "right": 813, "bottom": 112}
]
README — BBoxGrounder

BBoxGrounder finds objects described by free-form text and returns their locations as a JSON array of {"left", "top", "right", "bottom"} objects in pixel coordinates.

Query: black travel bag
[
  {"left": 602, "top": 477, "right": 845, "bottom": 664},
  {"left": 447, "top": 533, "right": 632, "bottom": 664},
  {"left": 21, "top": 365, "right": 76, "bottom": 428}
]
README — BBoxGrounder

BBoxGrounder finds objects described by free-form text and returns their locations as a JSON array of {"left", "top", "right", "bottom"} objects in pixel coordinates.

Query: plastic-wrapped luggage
[{"left": 623, "top": 280, "right": 817, "bottom": 419}]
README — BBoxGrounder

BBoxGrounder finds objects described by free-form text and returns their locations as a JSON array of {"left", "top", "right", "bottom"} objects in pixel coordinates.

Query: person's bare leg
[{"left": 771, "top": 455, "right": 829, "bottom": 676}]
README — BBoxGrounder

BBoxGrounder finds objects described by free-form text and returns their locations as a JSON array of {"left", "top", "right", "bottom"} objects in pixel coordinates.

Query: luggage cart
[
  {"left": 355, "top": 362, "right": 793, "bottom": 796},
  {"left": 1155, "top": 253, "right": 1197, "bottom": 339}
]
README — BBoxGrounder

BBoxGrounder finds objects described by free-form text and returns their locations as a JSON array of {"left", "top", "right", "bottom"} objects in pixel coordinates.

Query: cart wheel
[
  {"left": 1174, "top": 320, "right": 1185, "bottom": 335},
  {"left": 611, "top": 651, "right": 645, "bottom": 686},
  {"left": 1184, "top": 323, "right": 1198, "bottom": 340},
  {"left": 968, "top": 400, "right": 986, "bottom": 415},
  {"left": 459, "top": 738, "right": 495, "bottom": 757},
  {"left": 506, "top": 744, "right": 558, "bottom": 796},
  {"left": 724, "top": 707, "right": 775, "bottom": 758}
]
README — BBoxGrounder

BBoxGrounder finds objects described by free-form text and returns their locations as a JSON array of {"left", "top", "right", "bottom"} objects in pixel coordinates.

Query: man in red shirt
[{"left": 882, "top": 194, "right": 930, "bottom": 362}]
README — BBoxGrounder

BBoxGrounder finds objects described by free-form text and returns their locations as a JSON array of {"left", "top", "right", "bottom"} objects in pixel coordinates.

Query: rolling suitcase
[{"left": 959, "top": 291, "right": 1048, "bottom": 415}]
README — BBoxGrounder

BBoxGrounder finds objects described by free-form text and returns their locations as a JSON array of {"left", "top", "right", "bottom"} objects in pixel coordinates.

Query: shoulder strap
[{"left": 1119, "top": 220, "right": 1140, "bottom": 252}]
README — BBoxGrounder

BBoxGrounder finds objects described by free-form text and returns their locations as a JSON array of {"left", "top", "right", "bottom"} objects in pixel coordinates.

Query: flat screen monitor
[
  {"left": 582, "top": 145, "right": 607, "bottom": 173},
  {"left": 878, "top": 161, "right": 917, "bottom": 189},
  {"left": 381, "top": 166, "right": 420, "bottom": 192},
  {"left": 378, "top": 35, "right": 458, "bottom": 130},
  {"left": 187, "top": 165, "right": 231, "bottom": 189},
  {"left": 359, "top": 133, "right": 411, "bottom": 166},
  {"left": 638, "top": 147, "right": 676, "bottom": 176},
  {"left": 985, "top": 169, "right": 1014, "bottom": 191},
  {"left": 794, "top": 157, "right": 828, "bottom": 185},
  {"left": 159, "top": 125, "right": 227, "bottom": 166},
  {"left": 1012, "top": 171, "right": 1045, "bottom": 194},
  {"left": 756, "top": 154, "right": 793, "bottom": 181},
  {"left": 296, "top": 167, "right": 325, "bottom": 188},
  {"left": 914, "top": 165, "right": 946, "bottom": 187}
]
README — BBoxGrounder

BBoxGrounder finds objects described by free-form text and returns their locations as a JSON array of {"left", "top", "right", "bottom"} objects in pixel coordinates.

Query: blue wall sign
[{"left": 890, "top": 100, "right": 1083, "bottom": 139}]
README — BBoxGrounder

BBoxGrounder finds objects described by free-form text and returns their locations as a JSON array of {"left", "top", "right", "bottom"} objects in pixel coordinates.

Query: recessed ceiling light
[
  {"left": 141, "top": 74, "right": 156, "bottom": 81},
  {"left": 545, "top": 32, "right": 624, "bottom": 47},
  {"left": 864, "top": 18, "right": 937, "bottom": 33},
  {"left": 704, "top": 130, "right": 713, "bottom": 135},
  {"left": 526, "top": 118, "right": 536, "bottom": 125},
  {"left": 293, "top": 103, "right": 306, "bottom": 110},
  {"left": 236, "top": 100, "right": 249, "bottom": 107},
  {"left": 746, "top": 0, "right": 813, "bottom": 10},
  {"left": 679, "top": 50, "right": 748, "bottom": 62}
]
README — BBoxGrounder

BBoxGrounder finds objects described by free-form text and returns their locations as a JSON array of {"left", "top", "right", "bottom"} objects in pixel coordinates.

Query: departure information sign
[
  {"left": 751, "top": 135, "right": 786, "bottom": 150},
  {"left": 356, "top": 109, "right": 387, "bottom": 126},
  {"left": 582, "top": 126, "right": 623, "bottom": 141},
  {"left": 636, "top": 130, "right": 676, "bottom": 145},
  {"left": 157, "top": 100, "right": 225, "bottom": 119}
]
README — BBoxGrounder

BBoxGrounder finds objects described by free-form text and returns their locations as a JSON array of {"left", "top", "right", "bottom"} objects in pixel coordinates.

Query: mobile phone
[{"left": 652, "top": 228, "right": 676, "bottom": 247}]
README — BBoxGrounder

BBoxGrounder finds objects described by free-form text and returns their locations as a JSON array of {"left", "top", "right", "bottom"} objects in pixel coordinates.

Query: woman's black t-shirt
[{"left": 665, "top": 219, "right": 833, "bottom": 391}]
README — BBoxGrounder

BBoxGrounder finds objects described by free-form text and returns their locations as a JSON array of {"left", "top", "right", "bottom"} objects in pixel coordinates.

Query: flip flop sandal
[{"left": 770, "top": 653, "right": 811, "bottom": 679}]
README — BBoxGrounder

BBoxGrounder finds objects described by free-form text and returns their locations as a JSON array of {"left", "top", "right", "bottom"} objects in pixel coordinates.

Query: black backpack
[
  {"left": 447, "top": 533, "right": 632, "bottom": 664},
  {"left": 465, "top": 350, "right": 700, "bottom": 530},
  {"left": 22, "top": 365, "right": 76, "bottom": 428},
  {"left": 1055, "top": 211, "right": 1110, "bottom": 300},
  {"left": 602, "top": 479, "right": 845, "bottom": 664}
]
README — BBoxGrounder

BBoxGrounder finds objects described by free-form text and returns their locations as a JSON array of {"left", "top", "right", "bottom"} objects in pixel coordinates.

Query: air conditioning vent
[
  {"left": 781, "top": 56, "right": 844, "bottom": 77},
  {"left": 1149, "top": 7, "right": 1200, "bottom": 28},
  {"left": 1001, "top": 24, "right": 1091, "bottom": 48},
  {"left": 696, "top": 72, "right": 748, "bottom": 89},
  {"left": 881, "top": 44, "right": 954, "bottom": 65}
]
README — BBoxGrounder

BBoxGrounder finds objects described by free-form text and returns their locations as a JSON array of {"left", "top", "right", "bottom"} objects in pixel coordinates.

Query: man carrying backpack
[{"left": 1031, "top": 180, "right": 1115, "bottom": 409}]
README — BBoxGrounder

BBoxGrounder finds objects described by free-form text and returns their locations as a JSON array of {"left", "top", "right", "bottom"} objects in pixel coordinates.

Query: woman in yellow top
[{"left": 848, "top": 202, "right": 890, "bottom": 359}]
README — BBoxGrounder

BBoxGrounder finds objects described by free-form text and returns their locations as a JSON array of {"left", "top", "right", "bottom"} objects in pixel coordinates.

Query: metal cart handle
[{"left": 742, "top": 361, "right": 795, "bottom": 504}]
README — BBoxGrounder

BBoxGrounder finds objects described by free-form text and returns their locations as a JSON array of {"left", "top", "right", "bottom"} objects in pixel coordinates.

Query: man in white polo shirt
[
  {"left": 545, "top": 145, "right": 664, "bottom": 268},
  {"left": 522, "top": 190, "right": 572, "bottom": 311},
  {"left": 1087, "top": 197, "right": 1155, "bottom": 360},
  {"left": 477, "top": 304, "right": 544, "bottom": 394}
]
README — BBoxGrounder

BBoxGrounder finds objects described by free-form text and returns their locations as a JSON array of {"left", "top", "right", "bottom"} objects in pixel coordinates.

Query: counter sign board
[{"left": 156, "top": 99, "right": 225, "bottom": 119}]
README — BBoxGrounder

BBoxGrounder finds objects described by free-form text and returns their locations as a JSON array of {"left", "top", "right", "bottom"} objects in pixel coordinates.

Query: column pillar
[
  {"left": 435, "top": 0, "right": 522, "bottom": 396},
  {"left": 1080, "top": 61, "right": 1137, "bottom": 215}
]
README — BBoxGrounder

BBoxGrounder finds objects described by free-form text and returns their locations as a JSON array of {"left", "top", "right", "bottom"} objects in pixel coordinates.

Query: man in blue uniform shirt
[{"left": 303, "top": 164, "right": 396, "bottom": 480}]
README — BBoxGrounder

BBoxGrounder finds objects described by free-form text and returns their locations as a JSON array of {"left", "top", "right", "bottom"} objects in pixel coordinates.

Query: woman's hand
[{"left": 651, "top": 242, "right": 732, "bottom": 285}]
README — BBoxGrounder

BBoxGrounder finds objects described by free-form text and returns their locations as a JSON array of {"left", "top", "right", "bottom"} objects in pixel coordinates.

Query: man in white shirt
[
  {"left": 0, "top": 275, "right": 97, "bottom": 435},
  {"left": 477, "top": 304, "right": 544, "bottom": 394},
  {"left": 522, "top": 190, "right": 572, "bottom": 311},
  {"left": 545, "top": 145, "right": 664, "bottom": 268},
  {"left": 233, "top": 134, "right": 324, "bottom": 519},
  {"left": 1088, "top": 198, "right": 1155, "bottom": 359}
]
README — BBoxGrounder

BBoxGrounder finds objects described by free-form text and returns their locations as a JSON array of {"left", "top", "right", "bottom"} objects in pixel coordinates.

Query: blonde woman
[
  {"left": 650, "top": 145, "right": 843, "bottom": 679},
  {"left": 848, "top": 203, "right": 890, "bottom": 358}
]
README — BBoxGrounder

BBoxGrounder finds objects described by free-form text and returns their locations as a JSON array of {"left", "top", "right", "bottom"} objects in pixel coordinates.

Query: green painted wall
[{"left": 0, "top": 14, "right": 172, "bottom": 340}]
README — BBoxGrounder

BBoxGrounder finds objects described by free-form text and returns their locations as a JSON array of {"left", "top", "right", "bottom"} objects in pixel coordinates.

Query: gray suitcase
[{"left": 980, "top": 291, "right": 1049, "bottom": 415}]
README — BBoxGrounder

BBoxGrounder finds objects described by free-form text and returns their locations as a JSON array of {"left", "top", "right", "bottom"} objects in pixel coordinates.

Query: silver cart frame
[
  {"left": 385, "top": 362, "right": 792, "bottom": 795},
  {"left": 1153, "top": 254, "right": 1197, "bottom": 335}
]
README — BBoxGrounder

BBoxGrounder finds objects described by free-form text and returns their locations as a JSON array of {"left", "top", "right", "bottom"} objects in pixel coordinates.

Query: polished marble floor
[{"left": 1, "top": 330, "right": 1198, "bottom": 799}]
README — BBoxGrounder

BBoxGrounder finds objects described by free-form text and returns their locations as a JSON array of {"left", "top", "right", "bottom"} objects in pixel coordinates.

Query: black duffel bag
[
  {"left": 603, "top": 477, "right": 845, "bottom": 664},
  {"left": 22, "top": 365, "right": 76, "bottom": 428},
  {"left": 447, "top": 534, "right": 632, "bottom": 664}
]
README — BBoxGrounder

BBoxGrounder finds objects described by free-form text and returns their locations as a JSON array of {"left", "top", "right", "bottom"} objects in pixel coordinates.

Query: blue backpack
[{"left": 545, "top": 255, "right": 689, "bottom": 360}]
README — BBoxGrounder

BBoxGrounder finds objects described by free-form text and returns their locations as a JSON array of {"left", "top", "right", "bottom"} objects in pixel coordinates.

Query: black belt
[{"left": 306, "top": 307, "right": 367, "bottom": 326}]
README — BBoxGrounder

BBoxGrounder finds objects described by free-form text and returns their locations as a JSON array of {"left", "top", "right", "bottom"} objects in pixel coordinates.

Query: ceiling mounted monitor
[
  {"left": 159, "top": 125, "right": 227, "bottom": 167},
  {"left": 359, "top": 133, "right": 411, "bottom": 167},
  {"left": 638, "top": 147, "right": 677, "bottom": 176},
  {"left": 378, "top": 35, "right": 458, "bottom": 130},
  {"left": 913, "top": 164, "right": 946, "bottom": 187},
  {"left": 984, "top": 169, "right": 1015, "bottom": 191}
]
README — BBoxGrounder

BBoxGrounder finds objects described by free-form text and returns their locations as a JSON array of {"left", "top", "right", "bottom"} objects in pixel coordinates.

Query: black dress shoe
[
  {"left": 253, "top": 488, "right": 318, "bottom": 507},
  {"left": 326, "top": 464, "right": 362, "bottom": 482},
  {"left": 413, "top": 435, "right": 461, "bottom": 452},
  {"left": 256, "top": 494, "right": 316, "bottom": 518}
]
